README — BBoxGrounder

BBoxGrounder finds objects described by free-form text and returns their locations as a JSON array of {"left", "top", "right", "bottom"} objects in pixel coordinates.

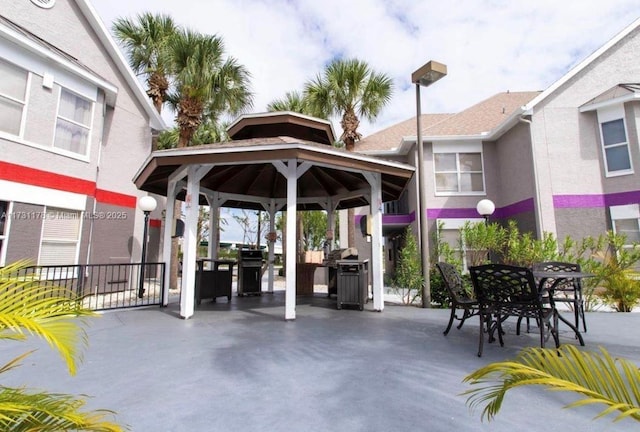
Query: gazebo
[{"left": 133, "top": 112, "right": 415, "bottom": 320}]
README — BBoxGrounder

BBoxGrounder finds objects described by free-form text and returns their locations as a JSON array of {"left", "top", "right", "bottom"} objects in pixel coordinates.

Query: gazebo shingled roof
[{"left": 134, "top": 113, "right": 414, "bottom": 211}]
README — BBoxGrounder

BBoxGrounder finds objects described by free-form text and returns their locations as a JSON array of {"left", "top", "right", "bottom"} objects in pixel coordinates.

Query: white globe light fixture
[
  {"left": 139, "top": 195, "right": 158, "bottom": 213},
  {"left": 138, "top": 196, "right": 157, "bottom": 298},
  {"left": 476, "top": 199, "right": 495, "bottom": 224}
]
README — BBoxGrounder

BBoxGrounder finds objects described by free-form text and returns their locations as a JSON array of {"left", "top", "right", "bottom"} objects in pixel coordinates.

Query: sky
[{"left": 90, "top": 0, "right": 640, "bottom": 243}]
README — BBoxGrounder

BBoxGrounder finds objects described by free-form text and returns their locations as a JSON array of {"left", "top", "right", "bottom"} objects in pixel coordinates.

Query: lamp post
[
  {"left": 412, "top": 60, "right": 447, "bottom": 308},
  {"left": 138, "top": 196, "right": 157, "bottom": 298},
  {"left": 476, "top": 199, "right": 495, "bottom": 262}
]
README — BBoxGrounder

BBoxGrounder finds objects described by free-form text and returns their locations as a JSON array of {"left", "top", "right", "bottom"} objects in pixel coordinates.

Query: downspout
[{"left": 519, "top": 116, "right": 544, "bottom": 238}]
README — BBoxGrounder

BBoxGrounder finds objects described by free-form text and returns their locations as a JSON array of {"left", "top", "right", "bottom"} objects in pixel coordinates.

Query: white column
[
  {"left": 162, "top": 181, "right": 177, "bottom": 307},
  {"left": 364, "top": 172, "right": 384, "bottom": 311},
  {"left": 284, "top": 161, "right": 298, "bottom": 320},
  {"left": 180, "top": 165, "right": 210, "bottom": 319},
  {"left": 162, "top": 165, "right": 189, "bottom": 307}
]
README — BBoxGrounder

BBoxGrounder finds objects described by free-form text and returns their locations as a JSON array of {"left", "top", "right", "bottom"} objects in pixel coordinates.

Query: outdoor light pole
[
  {"left": 476, "top": 199, "right": 495, "bottom": 262},
  {"left": 412, "top": 60, "right": 447, "bottom": 308},
  {"left": 138, "top": 196, "right": 157, "bottom": 298}
]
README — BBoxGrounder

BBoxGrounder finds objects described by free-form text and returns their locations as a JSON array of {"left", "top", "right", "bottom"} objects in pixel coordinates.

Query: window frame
[
  {"left": 53, "top": 87, "right": 94, "bottom": 157},
  {"left": 597, "top": 106, "right": 633, "bottom": 177},
  {"left": 610, "top": 204, "right": 640, "bottom": 250},
  {"left": 38, "top": 207, "right": 82, "bottom": 267},
  {"left": 436, "top": 218, "right": 484, "bottom": 272},
  {"left": 0, "top": 58, "right": 29, "bottom": 138},
  {"left": 432, "top": 141, "right": 486, "bottom": 196}
]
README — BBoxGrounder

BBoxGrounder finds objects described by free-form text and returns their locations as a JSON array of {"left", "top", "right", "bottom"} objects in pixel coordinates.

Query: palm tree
[
  {"left": 463, "top": 345, "right": 640, "bottom": 423},
  {"left": 112, "top": 12, "right": 177, "bottom": 114},
  {"left": 0, "top": 261, "right": 124, "bottom": 431},
  {"left": 266, "top": 91, "right": 312, "bottom": 115},
  {"left": 167, "top": 29, "right": 253, "bottom": 148},
  {"left": 304, "top": 58, "right": 393, "bottom": 247}
]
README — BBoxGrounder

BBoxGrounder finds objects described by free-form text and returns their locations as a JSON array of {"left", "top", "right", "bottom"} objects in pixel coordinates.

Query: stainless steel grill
[{"left": 237, "top": 249, "right": 264, "bottom": 296}]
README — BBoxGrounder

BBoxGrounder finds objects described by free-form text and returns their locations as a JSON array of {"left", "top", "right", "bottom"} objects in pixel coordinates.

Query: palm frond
[
  {"left": 462, "top": 345, "right": 640, "bottom": 423},
  {"left": 0, "top": 263, "right": 95, "bottom": 375},
  {"left": 0, "top": 387, "right": 125, "bottom": 431}
]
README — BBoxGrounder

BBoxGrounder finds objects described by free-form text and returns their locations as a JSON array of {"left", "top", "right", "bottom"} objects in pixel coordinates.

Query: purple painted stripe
[
  {"left": 496, "top": 198, "right": 535, "bottom": 218},
  {"left": 553, "top": 190, "right": 640, "bottom": 208},
  {"left": 553, "top": 194, "right": 606, "bottom": 208},
  {"left": 426, "top": 198, "right": 534, "bottom": 220}
]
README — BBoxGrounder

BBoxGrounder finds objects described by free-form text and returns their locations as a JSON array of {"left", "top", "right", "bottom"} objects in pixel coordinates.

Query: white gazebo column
[
  {"left": 162, "top": 166, "right": 189, "bottom": 306},
  {"left": 273, "top": 160, "right": 311, "bottom": 320},
  {"left": 180, "top": 165, "right": 211, "bottom": 319},
  {"left": 364, "top": 172, "right": 384, "bottom": 311}
]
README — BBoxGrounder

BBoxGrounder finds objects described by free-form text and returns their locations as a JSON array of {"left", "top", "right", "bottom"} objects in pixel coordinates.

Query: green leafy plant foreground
[
  {"left": 463, "top": 345, "right": 640, "bottom": 423},
  {"left": 0, "top": 261, "right": 125, "bottom": 431}
]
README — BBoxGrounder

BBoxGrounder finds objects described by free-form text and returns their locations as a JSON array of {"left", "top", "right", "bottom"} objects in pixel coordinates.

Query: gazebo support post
[
  {"left": 364, "top": 172, "right": 384, "bottom": 311},
  {"left": 180, "top": 165, "right": 210, "bottom": 319},
  {"left": 284, "top": 160, "right": 297, "bottom": 320}
]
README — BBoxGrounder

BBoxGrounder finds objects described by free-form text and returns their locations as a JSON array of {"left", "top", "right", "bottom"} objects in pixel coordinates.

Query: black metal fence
[{"left": 11, "top": 262, "right": 166, "bottom": 311}]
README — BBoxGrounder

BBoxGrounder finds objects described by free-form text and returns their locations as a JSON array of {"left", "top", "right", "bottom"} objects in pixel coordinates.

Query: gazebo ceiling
[{"left": 134, "top": 112, "right": 415, "bottom": 211}]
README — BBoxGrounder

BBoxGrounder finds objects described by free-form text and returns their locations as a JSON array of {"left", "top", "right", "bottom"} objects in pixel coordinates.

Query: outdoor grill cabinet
[
  {"left": 195, "top": 259, "right": 236, "bottom": 304},
  {"left": 336, "top": 260, "right": 368, "bottom": 310},
  {"left": 237, "top": 249, "right": 264, "bottom": 296}
]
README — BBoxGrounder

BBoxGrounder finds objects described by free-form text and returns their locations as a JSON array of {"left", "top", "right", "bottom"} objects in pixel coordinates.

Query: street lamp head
[
  {"left": 476, "top": 199, "right": 495, "bottom": 217},
  {"left": 412, "top": 60, "right": 447, "bottom": 87},
  {"left": 139, "top": 196, "right": 157, "bottom": 213}
]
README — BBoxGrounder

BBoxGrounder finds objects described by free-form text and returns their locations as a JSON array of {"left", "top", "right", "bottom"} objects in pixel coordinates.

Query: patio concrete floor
[{"left": 3, "top": 287, "right": 639, "bottom": 432}]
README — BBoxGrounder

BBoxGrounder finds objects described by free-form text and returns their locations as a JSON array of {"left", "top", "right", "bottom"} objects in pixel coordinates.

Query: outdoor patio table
[{"left": 532, "top": 270, "right": 594, "bottom": 346}]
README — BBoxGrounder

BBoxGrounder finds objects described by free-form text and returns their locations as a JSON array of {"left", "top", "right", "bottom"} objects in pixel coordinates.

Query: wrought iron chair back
[
  {"left": 436, "top": 262, "right": 478, "bottom": 335},
  {"left": 469, "top": 264, "right": 559, "bottom": 357}
]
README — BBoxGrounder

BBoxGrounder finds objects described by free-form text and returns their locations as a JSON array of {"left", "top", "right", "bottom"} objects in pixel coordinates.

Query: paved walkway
[{"left": 4, "top": 290, "right": 639, "bottom": 432}]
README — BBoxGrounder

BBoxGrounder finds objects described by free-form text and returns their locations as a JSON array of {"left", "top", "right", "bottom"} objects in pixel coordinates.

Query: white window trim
[
  {"left": 0, "top": 59, "right": 31, "bottom": 139},
  {"left": 51, "top": 86, "right": 94, "bottom": 158},
  {"left": 437, "top": 217, "right": 484, "bottom": 271},
  {"left": 433, "top": 141, "right": 486, "bottom": 196},
  {"left": 597, "top": 105, "right": 633, "bottom": 177},
  {"left": 37, "top": 206, "right": 83, "bottom": 268},
  {"left": 610, "top": 204, "right": 640, "bottom": 249}
]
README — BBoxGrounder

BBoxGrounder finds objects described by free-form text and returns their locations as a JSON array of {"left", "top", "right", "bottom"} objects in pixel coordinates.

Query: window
[
  {"left": 39, "top": 207, "right": 81, "bottom": 266},
  {"left": 434, "top": 152, "right": 484, "bottom": 194},
  {"left": 610, "top": 204, "right": 640, "bottom": 250},
  {"left": 437, "top": 218, "right": 484, "bottom": 272},
  {"left": 0, "top": 59, "right": 28, "bottom": 136},
  {"left": 0, "top": 201, "right": 8, "bottom": 266},
  {"left": 601, "top": 118, "right": 632, "bottom": 175},
  {"left": 54, "top": 89, "right": 92, "bottom": 155}
]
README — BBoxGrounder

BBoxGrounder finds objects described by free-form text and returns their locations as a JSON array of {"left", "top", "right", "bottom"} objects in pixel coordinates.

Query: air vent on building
[{"left": 30, "top": 0, "right": 56, "bottom": 9}]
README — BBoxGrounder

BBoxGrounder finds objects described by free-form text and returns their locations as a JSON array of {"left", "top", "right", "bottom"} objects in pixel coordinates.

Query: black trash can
[
  {"left": 195, "top": 259, "right": 236, "bottom": 303},
  {"left": 336, "top": 260, "right": 368, "bottom": 310}
]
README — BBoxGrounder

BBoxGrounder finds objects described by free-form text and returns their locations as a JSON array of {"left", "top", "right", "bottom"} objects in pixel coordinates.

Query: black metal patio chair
[
  {"left": 436, "top": 262, "right": 479, "bottom": 335},
  {"left": 469, "top": 264, "right": 559, "bottom": 357},
  {"left": 532, "top": 261, "right": 587, "bottom": 333}
]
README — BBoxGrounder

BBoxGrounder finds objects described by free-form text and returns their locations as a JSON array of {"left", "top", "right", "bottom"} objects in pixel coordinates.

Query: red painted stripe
[
  {"left": 0, "top": 161, "right": 95, "bottom": 195},
  {"left": 0, "top": 161, "right": 140, "bottom": 209},
  {"left": 150, "top": 219, "right": 162, "bottom": 228},
  {"left": 95, "top": 189, "right": 137, "bottom": 208}
]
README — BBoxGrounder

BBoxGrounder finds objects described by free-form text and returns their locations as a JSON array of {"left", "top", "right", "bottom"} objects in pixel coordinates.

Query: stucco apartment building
[
  {"left": 0, "top": 0, "right": 165, "bottom": 268},
  {"left": 355, "top": 17, "right": 640, "bottom": 275}
]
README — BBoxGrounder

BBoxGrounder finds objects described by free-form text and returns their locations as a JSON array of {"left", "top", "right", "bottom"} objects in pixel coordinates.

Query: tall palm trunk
[{"left": 342, "top": 109, "right": 361, "bottom": 248}]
